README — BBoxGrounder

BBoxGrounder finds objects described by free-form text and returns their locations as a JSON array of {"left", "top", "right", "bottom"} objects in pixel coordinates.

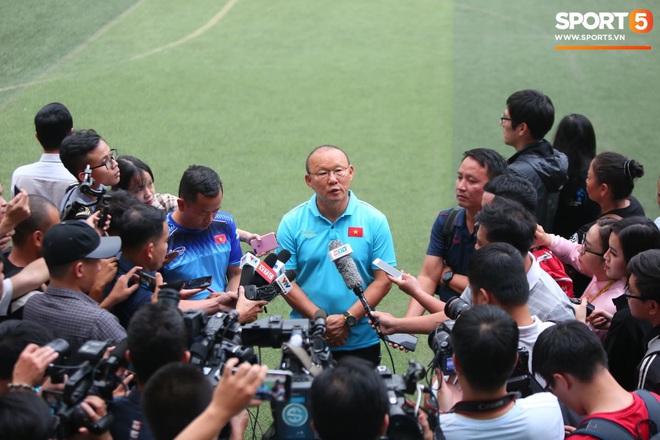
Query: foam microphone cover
[{"left": 328, "top": 240, "right": 363, "bottom": 290}]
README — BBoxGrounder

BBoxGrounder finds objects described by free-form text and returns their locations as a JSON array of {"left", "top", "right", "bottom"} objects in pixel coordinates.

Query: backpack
[
  {"left": 441, "top": 207, "right": 461, "bottom": 253},
  {"left": 569, "top": 389, "right": 660, "bottom": 440}
]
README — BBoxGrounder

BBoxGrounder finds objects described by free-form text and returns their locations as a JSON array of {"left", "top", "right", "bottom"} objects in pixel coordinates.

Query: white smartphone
[{"left": 373, "top": 258, "right": 402, "bottom": 279}]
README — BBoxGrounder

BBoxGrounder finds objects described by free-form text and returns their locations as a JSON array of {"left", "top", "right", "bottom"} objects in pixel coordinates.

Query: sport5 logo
[{"left": 556, "top": 10, "right": 653, "bottom": 33}]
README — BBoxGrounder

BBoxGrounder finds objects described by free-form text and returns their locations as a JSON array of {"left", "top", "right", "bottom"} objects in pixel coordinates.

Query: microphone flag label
[
  {"left": 256, "top": 261, "right": 276, "bottom": 283},
  {"left": 240, "top": 253, "right": 261, "bottom": 269},
  {"left": 348, "top": 227, "right": 363, "bottom": 237},
  {"left": 214, "top": 234, "right": 227, "bottom": 245},
  {"left": 276, "top": 273, "right": 294, "bottom": 295},
  {"left": 328, "top": 243, "right": 354, "bottom": 262}
]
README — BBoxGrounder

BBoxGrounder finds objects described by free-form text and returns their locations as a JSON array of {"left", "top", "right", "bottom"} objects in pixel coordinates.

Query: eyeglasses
[
  {"left": 309, "top": 167, "right": 348, "bottom": 180},
  {"left": 579, "top": 242, "right": 605, "bottom": 257},
  {"left": 623, "top": 285, "right": 648, "bottom": 301},
  {"left": 500, "top": 114, "right": 513, "bottom": 125},
  {"left": 89, "top": 149, "right": 118, "bottom": 171}
]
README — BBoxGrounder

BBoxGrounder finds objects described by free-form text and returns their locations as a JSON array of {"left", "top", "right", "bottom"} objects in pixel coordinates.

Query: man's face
[
  {"left": 475, "top": 224, "right": 489, "bottom": 250},
  {"left": 500, "top": 107, "right": 516, "bottom": 147},
  {"left": 305, "top": 148, "right": 354, "bottom": 208},
  {"left": 86, "top": 140, "right": 120, "bottom": 187},
  {"left": 0, "top": 184, "right": 7, "bottom": 219},
  {"left": 455, "top": 156, "right": 489, "bottom": 213},
  {"left": 80, "top": 258, "right": 101, "bottom": 292},
  {"left": 149, "top": 222, "right": 170, "bottom": 270},
  {"left": 627, "top": 274, "right": 651, "bottom": 320},
  {"left": 179, "top": 192, "right": 223, "bottom": 230}
]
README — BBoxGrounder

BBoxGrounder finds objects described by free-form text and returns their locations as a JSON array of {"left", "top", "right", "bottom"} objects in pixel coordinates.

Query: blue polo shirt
[
  {"left": 277, "top": 191, "right": 396, "bottom": 351},
  {"left": 426, "top": 207, "right": 475, "bottom": 299},
  {"left": 162, "top": 211, "right": 242, "bottom": 300}
]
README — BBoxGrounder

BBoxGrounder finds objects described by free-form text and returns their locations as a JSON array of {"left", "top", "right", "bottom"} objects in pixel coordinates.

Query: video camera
[
  {"left": 378, "top": 361, "right": 436, "bottom": 440},
  {"left": 61, "top": 164, "right": 112, "bottom": 227},
  {"left": 43, "top": 338, "right": 127, "bottom": 439},
  {"left": 428, "top": 296, "right": 543, "bottom": 397}
]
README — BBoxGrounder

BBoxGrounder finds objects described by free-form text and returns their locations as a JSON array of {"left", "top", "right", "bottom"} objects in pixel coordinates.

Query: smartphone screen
[
  {"left": 138, "top": 271, "right": 157, "bottom": 292},
  {"left": 181, "top": 276, "right": 212, "bottom": 290},
  {"left": 254, "top": 370, "right": 292, "bottom": 402}
]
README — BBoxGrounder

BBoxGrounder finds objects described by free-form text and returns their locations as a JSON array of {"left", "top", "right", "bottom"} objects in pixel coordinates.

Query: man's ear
[
  {"left": 182, "top": 350, "right": 191, "bottom": 363},
  {"left": 73, "top": 260, "right": 85, "bottom": 278},
  {"left": 33, "top": 230, "right": 45, "bottom": 249},
  {"left": 476, "top": 287, "right": 490, "bottom": 304},
  {"left": 649, "top": 299, "right": 660, "bottom": 316},
  {"left": 176, "top": 198, "right": 185, "bottom": 212},
  {"left": 145, "top": 241, "right": 155, "bottom": 261},
  {"left": 552, "top": 372, "right": 571, "bottom": 391}
]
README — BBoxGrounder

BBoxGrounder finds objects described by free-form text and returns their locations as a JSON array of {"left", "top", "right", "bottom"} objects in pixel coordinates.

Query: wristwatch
[
  {"left": 343, "top": 311, "right": 357, "bottom": 328},
  {"left": 442, "top": 270, "right": 454, "bottom": 285}
]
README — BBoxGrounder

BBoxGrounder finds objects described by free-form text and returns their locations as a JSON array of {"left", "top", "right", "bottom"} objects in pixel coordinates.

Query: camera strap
[{"left": 450, "top": 392, "right": 519, "bottom": 414}]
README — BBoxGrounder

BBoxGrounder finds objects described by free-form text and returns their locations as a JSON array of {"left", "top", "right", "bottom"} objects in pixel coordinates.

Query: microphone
[
  {"left": 239, "top": 256, "right": 258, "bottom": 299},
  {"left": 240, "top": 252, "right": 261, "bottom": 270},
  {"left": 247, "top": 270, "right": 297, "bottom": 302},
  {"left": 253, "top": 253, "right": 278, "bottom": 287},
  {"left": 272, "top": 249, "right": 291, "bottom": 275},
  {"left": 310, "top": 309, "right": 334, "bottom": 369}
]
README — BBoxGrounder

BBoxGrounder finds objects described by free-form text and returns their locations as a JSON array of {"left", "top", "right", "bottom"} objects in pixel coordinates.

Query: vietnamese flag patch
[
  {"left": 348, "top": 227, "right": 363, "bottom": 238},
  {"left": 214, "top": 234, "right": 227, "bottom": 245}
]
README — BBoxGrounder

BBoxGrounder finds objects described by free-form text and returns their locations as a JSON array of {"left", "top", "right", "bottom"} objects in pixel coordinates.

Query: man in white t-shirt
[{"left": 425, "top": 304, "right": 563, "bottom": 440}]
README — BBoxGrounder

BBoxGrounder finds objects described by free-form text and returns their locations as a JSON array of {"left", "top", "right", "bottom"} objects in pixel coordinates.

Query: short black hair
[
  {"left": 506, "top": 89, "right": 555, "bottom": 139},
  {"left": 142, "top": 362, "right": 213, "bottom": 440},
  {"left": 462, "top": 148, "right": 508, "bottom": 180},
  {"left": 105, "top": 189, "right": 142, "bottom": 236},
  {"left": 178, "top": 165, "right": 222, "bottom": 202},
  {"left": 483, "top": 174, "right": 538, "bottom": 214},
  {"left": 118, "top": 203, "right": 166, "bottom": 253},
  {"left": 0, "top": 391, "right": 58, "bottom": 439},
  {"left": 532, "top": 321, "right": 607, "bottom": 386},
  {"left": 475, "top": 197, "right": 537, "bottom": 256},
  {"left": 34, "top": 102, "right": 73, "bottom": 150},
  {"left": 12, "top": 195, "right": 58, "bottom": 247},
  {"left": 116, "top": 156, "right": 155, "bottom": 192},
  {"left": 0, "top": 320, "right": 54, "bottom": 380},
  {"left": 468, "top": 243, "right": 529, "bottom": 307},
  {"left": 59, "top": 129, "right": 103, "bottom": 178},
  {"left": 127, "top": 303, "right": 188, "bottom": 385},
  {"left": 311, "top": 356, "right": 388, "bottom": 440},
  {"left": 628, "top": 249, "right": 660, "bottom": 300},
  {"left": 610, "top": 216, "right": 660, "bottom": 264},
  {"left": 451, "top": 305, "right": 519, "bottom": 393},
  {"left": 591, "top": 152, "right": 644, "bottom": 200}
]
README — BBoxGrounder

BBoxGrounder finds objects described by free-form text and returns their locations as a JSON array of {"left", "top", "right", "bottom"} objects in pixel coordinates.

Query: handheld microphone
[
  {"left": 272, "top": 249, "right": 291, "bottom": 275},
  {"left": 253, "top": 253, "right": 278, "bottom": 287},
  {"left": 247, "top": 270, "right": 297, "bottom": 301},
  {"left": 240, "top": 252, "right": 261, "bottom": 270},
  {"left": 310, "top": 309, "right": 334, "bottom": 369},
  {"left": 239, "top": 257, "right": 258, "bottom": 299}
]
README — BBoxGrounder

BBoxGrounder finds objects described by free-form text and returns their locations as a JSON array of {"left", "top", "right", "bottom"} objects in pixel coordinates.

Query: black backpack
[{"left": 569, "top": 390, "right": 660, "bottom": 440}]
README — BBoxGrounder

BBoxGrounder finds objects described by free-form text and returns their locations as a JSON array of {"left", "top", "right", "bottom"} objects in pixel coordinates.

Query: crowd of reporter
[{"left": 1, "top": 89, "right": 660, "bottom": 440}]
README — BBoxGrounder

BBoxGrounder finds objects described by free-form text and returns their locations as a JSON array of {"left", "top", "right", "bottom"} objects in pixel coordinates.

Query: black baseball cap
[{"left": 42, "top": 220, "right": 121, "bottom": 267}]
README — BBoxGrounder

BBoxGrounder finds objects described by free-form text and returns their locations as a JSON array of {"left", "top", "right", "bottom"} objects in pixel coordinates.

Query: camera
[
  {"left": 378, "top": 361, "right": 434, "bottom": 440},
  {"left": 62, "top": 165, "right": 112, "bottom": 226},
  {"left": 429, "top": 296, "right": 543, "bottom": 397},
  {"left": 43, "top": 339, "right": 127, "bottom": 439}
]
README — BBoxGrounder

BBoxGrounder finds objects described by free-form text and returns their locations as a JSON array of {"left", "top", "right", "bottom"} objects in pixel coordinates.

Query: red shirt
[{"left": 571, "top": 392, "right": 659, "bottom": 439}]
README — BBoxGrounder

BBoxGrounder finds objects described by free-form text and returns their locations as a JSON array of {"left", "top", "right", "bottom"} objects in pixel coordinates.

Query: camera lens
[{"left": 444, "top": 296, "right": 471, "bottom": 320}]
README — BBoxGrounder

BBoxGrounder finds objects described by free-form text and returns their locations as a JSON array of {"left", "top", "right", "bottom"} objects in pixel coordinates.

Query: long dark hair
[{"left": 553, "top": 113, "right": 596, "bottom": 181}]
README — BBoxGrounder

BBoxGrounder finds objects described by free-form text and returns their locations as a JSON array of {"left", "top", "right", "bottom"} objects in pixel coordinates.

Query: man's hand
[
  {"left": 100, "top": 265, "right": 140, "bottom": 310},
  {"left": 0, "top": 231, "right": 14, "bottom": 253},
  {"left": 235, "top": 286, "right": 267, "bottom": 324},
  {"left": 389, "top": 271, "right": 423, "bottom": 296},
  {"left": 1, "top": 190, "right": 30, "bottom": 232},
  {"left": 90, "top": 257, "right": 118, "bottom": 304},
  {"left": 588, "top": 309, "right": 613, "bottom": 330},
  {"left": 12, "top": 343, "right": 59, "bottom": 388},
  {"left": 214, "top": 290, "right": 238, "bottom": 310},
  {"left": 74, "top": 395, "right": 112, "bottom": 439},
  {"left": 324, "top": 314, "right": 349, "bottom": 346},
  {"left": 369, "top": 311, "right": 399, "bottom": 336},
  {"left": 85, "top": 211, "right": 111, "bottom": 236}
]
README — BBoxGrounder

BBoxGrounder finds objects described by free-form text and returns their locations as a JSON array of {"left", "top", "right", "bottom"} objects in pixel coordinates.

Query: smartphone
[
  {"left": 373, "top": 258, "right": 402, "bottom": 279},
  {"left": 165, "top": 249, "right": 183, "bottom": 260},
  {"left": 138, "top": 271, "right": 157, "bottom": 292},
  {"left": 254, "top": 369, "right": 293, "bottom": 402},
  {"left": 384, "top": 333, "right": 418, "bottom": 352},
  {"left": 181, "top": 275, "right": 213, "bottom": 290},
  {"left": 570, "top": 297, "right": 596, "bottom": 317},
  {"left": 250, "top": 232, "right": 279, "bottom": 255}
]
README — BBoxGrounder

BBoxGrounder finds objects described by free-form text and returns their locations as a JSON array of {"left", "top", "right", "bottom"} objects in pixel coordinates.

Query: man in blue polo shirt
[
  {"left": 161, "top": 165, "right": 242, "bottom": 300},
  {"left": 277, "top": 145, "right": 396, "bottom": 365}
]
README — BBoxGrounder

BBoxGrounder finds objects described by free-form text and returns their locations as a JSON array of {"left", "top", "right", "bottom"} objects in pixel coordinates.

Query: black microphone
[
  {"left": 310, "top": 309, "right": 334, "bottom": 369},
  {"left": 251, "top": 269, "right": 298, "bottom": 301},
  {"left": 252, "top": 253, "right": 278, "bottom": 287}
]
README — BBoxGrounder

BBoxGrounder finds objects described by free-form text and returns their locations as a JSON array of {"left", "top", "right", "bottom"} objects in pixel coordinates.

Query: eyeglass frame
[
  {"left": 308, "top": 166, "right": 349, "bottom": 180},
  {"left": 579, "top": 242, "right": 605, "bottom": 257},
  {"left": 623, "top": 284, "right": 649, "bottom": 301},
  {"left": 500, "top": 114, "right": 513, "bottom": 125},
  {"left": 88, "top": 148, "right": 118, "bottom": 171}
]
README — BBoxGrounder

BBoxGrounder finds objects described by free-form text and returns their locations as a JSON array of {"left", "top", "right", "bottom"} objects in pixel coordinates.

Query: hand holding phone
[
  {"left": 250, "top": 232, "right": 278, "bottom": 255},
  {"left": 373, "top": 258, "right": 402, "bottom": 279}
]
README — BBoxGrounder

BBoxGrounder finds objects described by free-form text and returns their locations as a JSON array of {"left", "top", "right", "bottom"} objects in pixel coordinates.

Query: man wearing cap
[{"left": 23, "top": 221, "right": 133, "bottom": 352}]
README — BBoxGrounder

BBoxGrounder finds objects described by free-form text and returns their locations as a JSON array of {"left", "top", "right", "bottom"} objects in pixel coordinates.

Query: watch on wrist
[
  {"left": 442, "top": 270, "right": 454, "bottom": 285},
  {"left": 343, "top": 311, "right": 357, "bottom": 328}
]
